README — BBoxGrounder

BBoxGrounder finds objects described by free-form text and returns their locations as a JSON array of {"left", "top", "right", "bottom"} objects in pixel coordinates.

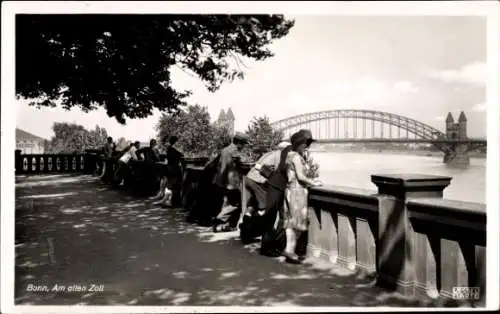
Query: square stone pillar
[
  {"left": 371, "top": 174, "right": 452, "bottom": 297},
  {"left": 15, "top": 149, "right": 22, "bottom": 173}
]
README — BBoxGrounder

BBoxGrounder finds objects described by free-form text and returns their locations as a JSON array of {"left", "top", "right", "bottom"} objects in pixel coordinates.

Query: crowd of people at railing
[{"left": 95, "top": 129, "right": 322, "bottom": 264}]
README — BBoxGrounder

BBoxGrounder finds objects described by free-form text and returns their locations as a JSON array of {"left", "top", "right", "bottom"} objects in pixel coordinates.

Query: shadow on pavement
[{"left": 15, "top": 174, "right": 439, "bottom": 307}]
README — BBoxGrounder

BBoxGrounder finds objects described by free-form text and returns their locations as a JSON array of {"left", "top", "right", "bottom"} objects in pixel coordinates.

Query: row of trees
[
  {"left": 43, "top": 110, "right": 319, "bottom": 177},
  {"left": 155, "top": 104, "right": 284, "bottom": 160},
  {"left": 44, "top": 123, "right": 110, "bottom": 154},
  {"left": 42, "top": 106, "right": 284, "bottom": 158},
  {"left": 156, "top": 104, "right": 319, "bottom": 178}
]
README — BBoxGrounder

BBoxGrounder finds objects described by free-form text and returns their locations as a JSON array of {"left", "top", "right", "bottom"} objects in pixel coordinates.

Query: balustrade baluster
[
  {"left": 40, "top": 157, "right": 45, "bottom": 172},
  {"left": 23, "top": 157, "right": 28, "bottom": 172}
]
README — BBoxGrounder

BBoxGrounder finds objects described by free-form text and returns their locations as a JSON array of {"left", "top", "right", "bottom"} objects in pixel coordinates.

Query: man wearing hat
[
  {"left": 238, "top": 141, "right": 291, "bottom": 243},
  {"left": 212, "top": 131, "right": 250, "bottom": 232}
]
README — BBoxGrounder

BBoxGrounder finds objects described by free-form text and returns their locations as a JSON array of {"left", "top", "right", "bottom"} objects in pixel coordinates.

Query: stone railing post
[
  {"left": 15, "top": 149, "right": 22, "bottom": 174},
  {"left": 371, "top": 174, "right": 452, "bottom": 297}
]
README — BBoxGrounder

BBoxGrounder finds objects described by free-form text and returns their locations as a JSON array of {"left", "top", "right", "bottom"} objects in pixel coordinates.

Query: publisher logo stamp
[{"left": 452, "top": 287, "right": 480, "bottom": 300}]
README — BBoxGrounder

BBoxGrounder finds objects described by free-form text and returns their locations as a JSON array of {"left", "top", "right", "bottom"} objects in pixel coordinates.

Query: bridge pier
[{"left": 443, "top": 144, "right": 470, "bottom": 168}]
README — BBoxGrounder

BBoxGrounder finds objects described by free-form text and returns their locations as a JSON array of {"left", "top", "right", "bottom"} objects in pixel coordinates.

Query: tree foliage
[
  {"left": 45, "top": 123, "right": 108, "bottom": 154},
  {"left": 245, "top": 116, "right": 284, "bottom": 159},
  {"left": 210, "top": 125, "right": 233, "bottom": 151},
  {"left": 115, "top": 137, "right": 130, "bottom": 151},
  {"left": 16, "top": 14, "right": 295, "bottom": 124},
  {"left": 156, "top": 104, "right": 214, "bottom": 157}
]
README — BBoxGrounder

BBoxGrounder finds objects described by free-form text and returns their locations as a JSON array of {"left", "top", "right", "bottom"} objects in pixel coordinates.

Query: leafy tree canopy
[
  {"left": 245, "top": 116, "right": 284, "bottom": 159},
  {"left": 156, "top": 104, "right": 214, "bottom": 157},
  {"left": 16, "top": 14, "right": 294, "bottom": 124},
  {"left": 115, "top": 137, "right": 130, "bottom": 151},
  {"left": 45, "top": 123, "right": 108, "bottom": 154},
  {"left": 211, "top": 124, "right": 233, "bottom": 151}
]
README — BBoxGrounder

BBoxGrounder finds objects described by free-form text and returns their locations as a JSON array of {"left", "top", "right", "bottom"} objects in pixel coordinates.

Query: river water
[{"left": 311, "top": 151, "right": 486, "bottom": 204}]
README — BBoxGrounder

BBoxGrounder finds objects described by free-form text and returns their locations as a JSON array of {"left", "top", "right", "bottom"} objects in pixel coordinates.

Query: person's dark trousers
[
  {"left": 166, "top": 165, "right": 183, "bottom": 208},
  {"left": 137, "top": 162, "right": 158, "bottom": 197},
  {"left": 260, "top": 185, "right": 286, "bottom": 257},
  {"left": 239, "top": 177, "right": 268, "bottom": 243},
  {"left": 113, "top": 161, "right": 128, "bottom": 188},
  {"left": 189, "top": 183, "right": 224, "bottom": 226},
  {"left": 102, "top": 159, "right": 114, "bottom": 183}
]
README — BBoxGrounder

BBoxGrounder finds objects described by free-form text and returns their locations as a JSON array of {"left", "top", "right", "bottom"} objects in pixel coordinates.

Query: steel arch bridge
[{"left": 270, "top": 109, "right": 486, "bottom": 154}]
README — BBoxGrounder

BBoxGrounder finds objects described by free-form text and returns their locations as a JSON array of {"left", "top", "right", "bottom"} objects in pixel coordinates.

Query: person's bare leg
[
  {"left": 283, "top": 228, "right": 301, "bottom": 263},
  {"left": 99, "top": 161, "right": 106, "bottom": 179},
  {"left": 163, "top": 187, "right": 172, "bottom": 207},
  {"left": 151, "top": 177, "right": 166, "bottom": 200},
  {"left": 237, "top": 185, "right": 253, "bottom": 227},
  {"left": 284, "top": 228, "right": 296, "bottom": 255},
  {"left": 154, "top": 186, "right": 171, "bottom": 206}
]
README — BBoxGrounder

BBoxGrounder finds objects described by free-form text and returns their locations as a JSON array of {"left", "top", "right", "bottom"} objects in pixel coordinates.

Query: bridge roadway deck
[{"left": 15, "top": 174, "right": 437, "bottom": 307}]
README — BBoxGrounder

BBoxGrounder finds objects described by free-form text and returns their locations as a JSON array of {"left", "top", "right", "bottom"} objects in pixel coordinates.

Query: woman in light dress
[{"left": 282, "top": 130, "right": 322, "bottom": 264}]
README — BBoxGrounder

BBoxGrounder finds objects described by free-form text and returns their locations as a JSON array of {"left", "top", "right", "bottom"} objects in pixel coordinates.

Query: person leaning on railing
[
  {"left": 136, "top": 139, "right": 161, "bottom": 195},
  {"left": 100, "top": 137, "right": 116, "bottom": 183},
  {"left": 153, "top": 135, "right": 185, "bottom": 207},
  {"left": 151, "top": 136, "right": 171, "bottom": 202},
  {"left": 185, "top": 150, "right": 222, "bottom": 226},
  {"left": 281, "top": 130, "right": 322, "bottom": 264},
  {"left": 165, "top": 136, "right": 185, "bottom": 207},
  {"left": 114, "top": 141, "right": 140, "bottom": 187},
  {"left": 238, "top": 141, "right": 291, "bottom": 244},
  {"left": 212, "top": 132, "right": 250, "bottom": 232}
]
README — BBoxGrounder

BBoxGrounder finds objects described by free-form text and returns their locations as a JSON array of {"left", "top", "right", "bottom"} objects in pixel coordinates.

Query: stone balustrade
[{"left": 307, "top": 174, "right": 486, "bottom": 306}]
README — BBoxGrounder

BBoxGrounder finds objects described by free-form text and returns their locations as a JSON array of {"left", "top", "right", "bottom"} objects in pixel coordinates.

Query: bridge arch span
[{"left": 270, "top": 109, "right": 445, "bottom": 142}]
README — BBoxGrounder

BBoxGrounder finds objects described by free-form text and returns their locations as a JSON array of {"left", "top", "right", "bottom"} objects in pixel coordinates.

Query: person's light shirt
[
  {"left": 119, "top": 146, "right": 138, "bottom": 164},
  {"left": 246, "top": 150, "right": 281, "bottom": 184}
]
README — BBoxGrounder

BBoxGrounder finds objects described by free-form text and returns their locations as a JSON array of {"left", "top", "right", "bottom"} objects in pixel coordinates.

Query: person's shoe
[
  {"left": 283, "top": 252, "right": 301, "bottom": 264},
  {"left": 298, "top": 255, "right": 307, "bottom": 262}
]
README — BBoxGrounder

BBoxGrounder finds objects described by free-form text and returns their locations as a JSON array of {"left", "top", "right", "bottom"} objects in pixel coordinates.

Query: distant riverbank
[{"left": 309, "top": 147, "right": 487, "bottom": 159}]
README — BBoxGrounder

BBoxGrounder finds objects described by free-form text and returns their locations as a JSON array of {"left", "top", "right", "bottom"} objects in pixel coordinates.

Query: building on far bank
[
  {"left": 16, "top": 128, "right": 46, "bottom": 154},
  {"left": 214, "top": 107, "right": 235, "bottom": 135}
]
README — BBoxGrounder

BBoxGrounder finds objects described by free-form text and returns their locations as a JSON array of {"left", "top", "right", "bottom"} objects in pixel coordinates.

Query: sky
[{"left": 16, "top": 15, "right": 487, "bottom": 141}]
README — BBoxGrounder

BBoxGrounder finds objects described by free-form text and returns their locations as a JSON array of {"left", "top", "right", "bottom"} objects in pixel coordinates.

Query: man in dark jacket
[
  {"left": 212, "top": 132, "right": 249, "bottom": 232},
  {"left": 136, "top": 139, "right": 161, "bottom": 196}
]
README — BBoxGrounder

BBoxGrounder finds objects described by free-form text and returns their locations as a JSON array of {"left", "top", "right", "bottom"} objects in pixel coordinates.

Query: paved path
[{"left": 15, "top": 174, "right": 437, "bottom": 307}]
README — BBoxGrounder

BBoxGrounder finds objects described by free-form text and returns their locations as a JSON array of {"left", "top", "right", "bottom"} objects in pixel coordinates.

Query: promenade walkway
[{"left": 15, "top": 174, "right": 437, "bottom": 307}]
